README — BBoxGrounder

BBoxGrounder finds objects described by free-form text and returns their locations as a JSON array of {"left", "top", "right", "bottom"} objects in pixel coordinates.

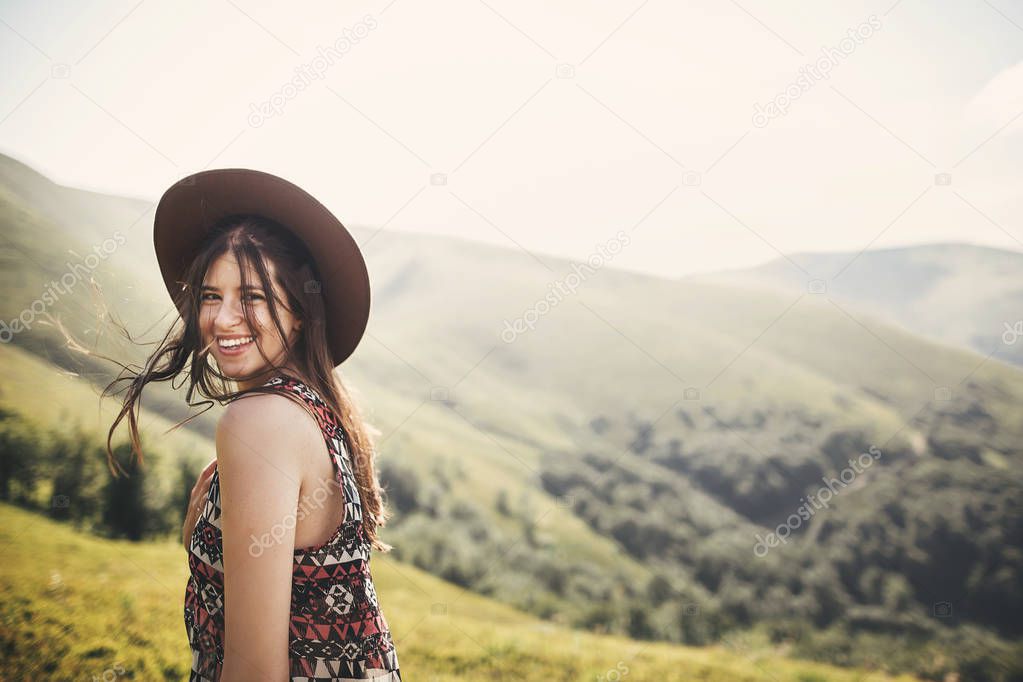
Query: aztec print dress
[{"left": 184, "top": 375, "right": 401, "bottom": 681}]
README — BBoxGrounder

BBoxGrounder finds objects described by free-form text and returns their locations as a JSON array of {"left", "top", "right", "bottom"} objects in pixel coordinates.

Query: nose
[{"left": 214, "top": 295, "right": 245, "bottom": 330}]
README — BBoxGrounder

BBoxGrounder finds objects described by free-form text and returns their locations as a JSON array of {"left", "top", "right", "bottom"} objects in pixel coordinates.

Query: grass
[{"left": 0, "top": 503, "right": 923, "bottom": 681}]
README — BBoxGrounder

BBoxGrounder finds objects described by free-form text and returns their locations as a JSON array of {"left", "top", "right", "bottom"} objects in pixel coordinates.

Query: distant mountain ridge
[{"left": 687, "top": 242, "right": 1023, "bottom": 367}]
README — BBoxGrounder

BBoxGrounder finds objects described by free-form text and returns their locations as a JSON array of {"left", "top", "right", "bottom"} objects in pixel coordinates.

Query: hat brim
[{"left": 153, "top": 168, "right": 369, "bottom": 367}]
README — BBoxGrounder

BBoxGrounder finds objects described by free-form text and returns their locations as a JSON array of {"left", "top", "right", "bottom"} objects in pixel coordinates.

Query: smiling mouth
[{"left": 218, "top": 335, "right": 255, "bottom": 350}]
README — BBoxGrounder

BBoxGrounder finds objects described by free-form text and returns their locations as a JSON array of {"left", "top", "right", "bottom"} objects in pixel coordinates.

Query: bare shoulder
[{"left": 216, "top": 391, "right": 322, "bottom": 468}]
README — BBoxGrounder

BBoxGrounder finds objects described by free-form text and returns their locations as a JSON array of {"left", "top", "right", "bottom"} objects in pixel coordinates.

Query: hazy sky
[{"left": 1, "top": 0, "right": 1021, "bottom": 277}]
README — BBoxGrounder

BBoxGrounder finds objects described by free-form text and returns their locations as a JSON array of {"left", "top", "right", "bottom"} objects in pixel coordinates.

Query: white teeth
[{"left": 219, "top": 336, "right": 254, "bottom": 348}]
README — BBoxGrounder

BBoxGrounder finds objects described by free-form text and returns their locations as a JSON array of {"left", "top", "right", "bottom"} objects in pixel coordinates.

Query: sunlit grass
[{"left": 0, "top": 503, "right": 923, "bottom": 681}]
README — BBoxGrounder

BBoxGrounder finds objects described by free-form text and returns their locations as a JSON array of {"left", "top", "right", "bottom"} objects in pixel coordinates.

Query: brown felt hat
[{"left": 153, "top": 168, "right": 369, "bottom": 367}]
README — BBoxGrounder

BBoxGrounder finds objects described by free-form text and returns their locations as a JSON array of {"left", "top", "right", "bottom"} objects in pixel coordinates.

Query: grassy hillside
[
  {"left": 0, "top": 502, "right": 924, "bottom": 682},
  {"left": 0, "top": 307, "right": 658, "bottom": 630},
  {"left": 0, "top": 341, "right": 213, "bottom": 509}
]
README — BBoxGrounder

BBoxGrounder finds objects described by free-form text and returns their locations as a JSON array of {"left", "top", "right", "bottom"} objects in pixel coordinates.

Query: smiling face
[{"left": 199, "top": 252, "right": 302, "bottom": 390}]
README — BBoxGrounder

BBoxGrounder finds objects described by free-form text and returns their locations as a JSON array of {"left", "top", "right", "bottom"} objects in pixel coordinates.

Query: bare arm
[{"left": 216, "top": 394, "right": 316, "bottom": 682}]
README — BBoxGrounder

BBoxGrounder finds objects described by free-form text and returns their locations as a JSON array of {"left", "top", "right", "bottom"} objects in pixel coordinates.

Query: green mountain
[{"left": 2, "top": 152, "right": 1021, "bottom": 679}]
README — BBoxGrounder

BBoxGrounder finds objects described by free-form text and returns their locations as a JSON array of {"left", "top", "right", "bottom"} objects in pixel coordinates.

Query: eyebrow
[{"left": 200, "top": 285, "right": 265, "bottom": 291}]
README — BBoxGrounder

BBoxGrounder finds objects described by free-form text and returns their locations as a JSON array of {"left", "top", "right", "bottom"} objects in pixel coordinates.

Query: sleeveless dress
[{"left": 183, "top": 375, "right": 402, "bottom": 681}]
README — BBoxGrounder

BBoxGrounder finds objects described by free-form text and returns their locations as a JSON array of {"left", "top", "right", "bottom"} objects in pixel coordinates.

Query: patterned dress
[{"left": 184, "top": 375, "right": 401, "bottom": 681}]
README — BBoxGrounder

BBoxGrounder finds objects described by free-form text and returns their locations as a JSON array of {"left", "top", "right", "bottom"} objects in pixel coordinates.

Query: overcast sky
[{"left": 1, "top": 0, "right": 1021, "bottom": 278}]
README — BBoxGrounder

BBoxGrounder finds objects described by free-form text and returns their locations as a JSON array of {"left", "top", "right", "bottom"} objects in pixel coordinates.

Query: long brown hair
[{"left": 99, "top": 214, "right": 392, "bottom": 552}]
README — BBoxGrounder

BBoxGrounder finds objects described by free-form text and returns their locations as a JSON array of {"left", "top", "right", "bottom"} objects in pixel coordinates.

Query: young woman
[{"left": 105, "top": 169, "right": 401, "bottom": 681}]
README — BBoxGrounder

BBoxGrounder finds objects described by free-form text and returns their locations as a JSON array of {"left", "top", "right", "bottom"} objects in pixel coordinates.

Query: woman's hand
[{"left": 182, "top": 458, "right": 217, "bottom": 549}]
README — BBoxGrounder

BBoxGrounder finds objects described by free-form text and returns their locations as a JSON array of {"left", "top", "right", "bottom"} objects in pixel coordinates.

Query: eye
[{"left": 199, "top": 293, "right": 264, "bottom": 301}]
